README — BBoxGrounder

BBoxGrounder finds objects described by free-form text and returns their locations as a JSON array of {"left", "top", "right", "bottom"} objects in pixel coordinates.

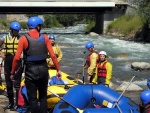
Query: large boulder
[
  {"left": 109, "top": 82, "right": 119, "bottom": 90},
  {"left": 57, "top": 43, "right": 72, "bottom": 47},
  {"left": 89, "top": 32, "right": 99, "bottom": 37},
  {"left": 115, "top": 81, "right": 143, "bottom": 91},
  {"left": 131, "top": 62, "right": 150, "bottom": 71}
]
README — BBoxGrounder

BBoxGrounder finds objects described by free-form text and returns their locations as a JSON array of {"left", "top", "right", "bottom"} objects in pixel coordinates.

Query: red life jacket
[
  {"left": 85, "top": 53, "right": 92, "bottom": 67},
  {"left": 97, "top": 62, "right": 107, "bottom": 78},
  {"left": 145, "top": 106, "right": 150, "bottom": 113},
  {"left": 18, "top": 85, "right": 25, "bottom": 106}
]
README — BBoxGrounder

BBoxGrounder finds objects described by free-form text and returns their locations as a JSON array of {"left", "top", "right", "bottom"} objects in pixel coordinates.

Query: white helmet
[{"left": 99, "top": 51, "right": 107, "bottom": 56}]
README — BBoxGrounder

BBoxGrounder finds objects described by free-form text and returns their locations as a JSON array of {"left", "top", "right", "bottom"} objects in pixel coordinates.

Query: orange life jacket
[{"left": 97, "top": 62, "right": 107, "bottom": 78}]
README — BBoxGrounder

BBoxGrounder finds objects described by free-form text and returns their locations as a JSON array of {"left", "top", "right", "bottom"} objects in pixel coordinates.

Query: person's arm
[
  {"left": 0, "top": 35, "right": 5, "bottom": 47},
  {"left": 87, "top": 53, "right": 98, "bottom": 82},
  {"left": 11, "top": 36, "right": 25, "bottom": 74},
  {"left": 87, "top": 53, "right": 98, "bottom": 75},
  {"left": 0, "top": 35, "right": 5, "bottom": 59},
  {"left": 105, "top": 62, "right": 112, "bottom": 85},
  {"left": 0, "top": 51, "right": 5, "bottom": 59}
]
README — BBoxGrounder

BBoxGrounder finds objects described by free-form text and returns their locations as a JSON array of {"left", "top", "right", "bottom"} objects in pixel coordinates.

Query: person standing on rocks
[{"left": 0, "top": 22, "right": 23, "bottom": 111}]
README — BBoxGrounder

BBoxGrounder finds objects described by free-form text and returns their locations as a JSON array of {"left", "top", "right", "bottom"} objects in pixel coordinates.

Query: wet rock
[
  {"left": 109, "top": 82, "right": 119, "bottom": 90},
  {"left": 117, "top": 53, "right": 128, "bottom": 58},
  {"left": 115, "top": 81, "right": 143, "bottom": 91},
  {"left": 131, "top": 62, "right": 150, "bottom": 71},
  {"left": 0, "top": 95, "right": 18, "bottom": 113},
  {"left": 57, "top": 43, "right": 72, "bottom": 47},
  {"left": 89, "top": 32, "right": 99, "bottom": 37}
]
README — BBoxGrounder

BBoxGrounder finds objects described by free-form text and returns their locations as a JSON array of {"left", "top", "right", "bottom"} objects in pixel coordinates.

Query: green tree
[
  {"left": 56, "top": 14, "right": 78, "bottom": 26},
  {"left": 26, "top": 14, "right": 39, "bottom": 18},
  {"left": 137, "top": 0, "right": 150, "bottom": 24},
  {"left": 43, "top": 14, "right": 62, "bottom": 28}
]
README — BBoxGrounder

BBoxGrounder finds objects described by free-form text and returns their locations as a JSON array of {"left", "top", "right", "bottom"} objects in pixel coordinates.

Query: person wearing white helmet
[
  {"left": 46, "top": 34, "right": 63, "bottom": 69},
  {"left": 0, "top": 22, "right": 23, "bottom": 110},
  {"left": 84, "top": 41, "right": 98, "bottom": 83},
  {"left": 92, "top": 51, "right": 112, "bottom": 86}
]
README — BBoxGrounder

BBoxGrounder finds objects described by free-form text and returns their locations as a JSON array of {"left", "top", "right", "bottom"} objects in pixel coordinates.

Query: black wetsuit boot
[
  {"left": 10, "top": 89, "right": 19, "bottom": 111},
  {"left": 3, "top": 103, "right": 14, "bottom": 110},
  {"left": 3, "top": 97, "right": 14, "bottom": 110}
]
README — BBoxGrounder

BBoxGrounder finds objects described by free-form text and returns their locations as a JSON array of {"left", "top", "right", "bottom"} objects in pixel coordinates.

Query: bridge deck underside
[{"left": 0, "top": 7, "right": 114, "bottom": 14}]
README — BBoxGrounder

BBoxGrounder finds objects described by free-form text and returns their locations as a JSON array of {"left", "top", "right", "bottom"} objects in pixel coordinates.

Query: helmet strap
[
  {"left": 36, "top": 25, "right": 42, "bottom": 32},
  {"left": 52, "top": 43, "right": 55, "bottom": 46},
  {"left": 11, "top": 29, "right": 19, "bottom": 37}
]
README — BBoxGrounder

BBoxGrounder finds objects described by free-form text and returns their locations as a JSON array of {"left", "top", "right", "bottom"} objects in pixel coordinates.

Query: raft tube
[{"left": 53, "top": 84, "right": 138, "bottom": 113}]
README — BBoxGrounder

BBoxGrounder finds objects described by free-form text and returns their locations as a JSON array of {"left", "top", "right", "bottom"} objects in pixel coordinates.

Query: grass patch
[
  {"left": 106, "top": 14, "right": 144, "bottom": 38},
  {"left": 0, "top": 19, "right": 10, "bottom": 30},
  {"left": 85, "top": 21, "right": 95, "bottom": 33}
]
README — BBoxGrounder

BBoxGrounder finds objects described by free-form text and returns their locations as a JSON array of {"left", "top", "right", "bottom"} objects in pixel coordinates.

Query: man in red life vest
[
  {"left": 139, "top": 90, "right": 150, "bottom": 113},
  {"left": 84, "top": 41, "right": 98, "bottom": 83},
  {"left": 10, "top": 16, "right": 62, "bottom": 113},
  {"left": 93, "top": 51, "right": 112, "bottom": 86}
]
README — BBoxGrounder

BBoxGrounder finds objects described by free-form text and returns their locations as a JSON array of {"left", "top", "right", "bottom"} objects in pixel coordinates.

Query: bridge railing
[
  {"left": 122, "top": 0, "right": 143, "bottom": 6},
  {"left": 0, "top": 0, "right": 107, "bottom": 1},
  {"left": 1, "top": 0, "right": 131, "bottom": 2}
]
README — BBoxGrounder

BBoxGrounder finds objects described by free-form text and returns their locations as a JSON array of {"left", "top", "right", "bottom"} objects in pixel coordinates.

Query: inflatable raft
[
  {"left": 20, "top": 69, "right": 81, "bottom": 109},
  {"left": 47, "top": 69, "right": 80, "bottom": 109},
  {"left": 53, "top": 84, "right": 139, "bottom": 113}
]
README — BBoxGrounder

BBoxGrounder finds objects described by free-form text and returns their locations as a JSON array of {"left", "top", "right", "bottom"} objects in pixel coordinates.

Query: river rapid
[
  {"left": 41, "top": 25, "right": 150, "bottom": 89},
  {"left": 1, "top": 24, "right": 150, "bottom": 103},
  {"left": 47, "top": 25, "right": 150, "bottom": 104}
]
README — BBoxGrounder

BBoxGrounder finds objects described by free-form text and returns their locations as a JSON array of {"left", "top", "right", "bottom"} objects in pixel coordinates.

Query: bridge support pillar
[{"left": 95, "top": 13, "right": 104, "bottom": 34}]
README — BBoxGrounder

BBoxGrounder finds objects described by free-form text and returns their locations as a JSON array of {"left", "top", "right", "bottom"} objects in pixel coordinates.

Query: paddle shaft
[
  {"left": 47, "top": 89, "right": 79, "bottom": 110},
  {"left": 82, "top": 51, "right": 86, "bottom": 83},
  {"left": 113, "top": 75, "right": 136, "bottom": 107},
  {"left": 0, "top": 59, "right": 4, "bottom": 80}
]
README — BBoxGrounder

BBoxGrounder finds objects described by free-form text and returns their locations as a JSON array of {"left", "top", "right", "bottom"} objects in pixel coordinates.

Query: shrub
[
  {"left": 85, "top": 21, "right": 95, "bottom": 33},
  {"left": 20, "top": 22, "right": 28, "bottom": 29},
  {"left": 106, "top": 14, "right": 144, "bottom": 37}
]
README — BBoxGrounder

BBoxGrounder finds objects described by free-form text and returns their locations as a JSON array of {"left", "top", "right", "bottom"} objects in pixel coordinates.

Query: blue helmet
[
  {"left": 49, "top": 34, "right": 55, "bottom": 40},
  {"left": 85, "top": 41, "right": 94, "bottom": 49},
  {"left": 10, "top": 22, "right": 21, "bottom": 31},
  {"left": 28, "top": 16, "right": 43, "bottom": 29},
  {"left": 140, "top": 90, "right": 150, "bottom": 104}
]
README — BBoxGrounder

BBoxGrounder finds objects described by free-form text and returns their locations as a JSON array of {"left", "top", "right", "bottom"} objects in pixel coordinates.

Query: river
[
  {"left": 40, "top": 25, "right": 150, "bottom": 88},
  {"left": 1, "top": 24, "right": 150, "bottom": 104},
  {"left": 43, "top": 24, "right": 150, "bottom": 104}
]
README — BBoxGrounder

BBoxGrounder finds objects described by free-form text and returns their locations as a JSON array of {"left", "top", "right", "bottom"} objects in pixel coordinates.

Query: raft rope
[{"left": 90, "top": 84, "right": 101, "bottom": 108}]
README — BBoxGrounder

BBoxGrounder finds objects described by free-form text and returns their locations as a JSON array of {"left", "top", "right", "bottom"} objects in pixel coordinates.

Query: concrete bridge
[{"left": 0, "top": 0, "right": 130, "bottom": 34}]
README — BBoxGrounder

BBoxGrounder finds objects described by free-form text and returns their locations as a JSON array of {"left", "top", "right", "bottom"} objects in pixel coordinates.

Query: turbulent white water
[
  {"left": 58, "top": 34, "right": 150, "bottom": 87},
  {"left": 41, "top": 24, "right": 150, "bottom": 90},
  {"left": 1, "top": 24, "right": 150, "bottom": 90}
]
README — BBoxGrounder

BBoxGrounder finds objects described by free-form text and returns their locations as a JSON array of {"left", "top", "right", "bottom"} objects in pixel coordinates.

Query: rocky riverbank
[
  {"left": 105, "top": 25, "right": 150, "bottom": 43},
  {"left": 0, "top": 95, "right": 17, "bottom": 113}
]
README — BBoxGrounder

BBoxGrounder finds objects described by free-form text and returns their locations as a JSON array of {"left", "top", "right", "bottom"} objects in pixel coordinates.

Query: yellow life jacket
[
  {"left": 3, "top": 35, "right": 19, "bottom": 55},
  {"left": 52, "top": 45, "right": 59, "bottom": 58}
]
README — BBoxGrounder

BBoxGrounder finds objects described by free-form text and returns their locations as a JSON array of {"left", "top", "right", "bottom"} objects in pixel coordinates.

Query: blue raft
[{"left": 53, "top": 84, "right": 139, "bottom": 113}]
